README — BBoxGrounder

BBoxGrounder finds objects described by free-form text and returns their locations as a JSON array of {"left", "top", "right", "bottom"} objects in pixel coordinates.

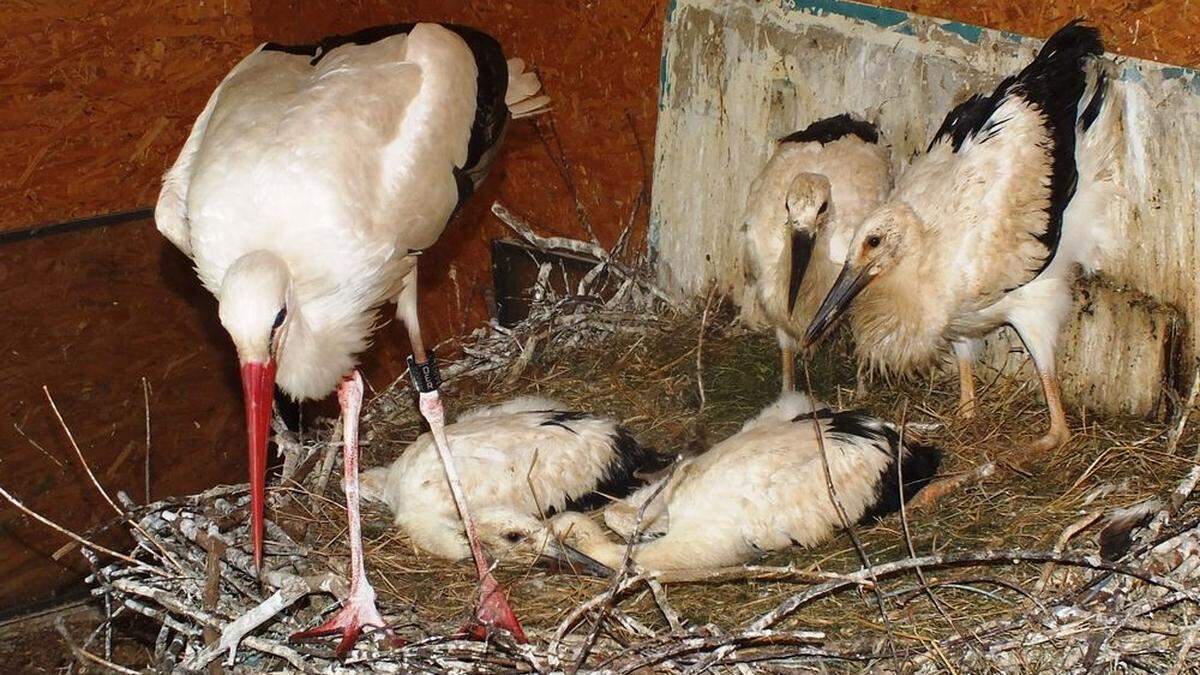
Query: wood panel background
[{"left": 1, "top": 0, "right": 1197, "bottom": 613}]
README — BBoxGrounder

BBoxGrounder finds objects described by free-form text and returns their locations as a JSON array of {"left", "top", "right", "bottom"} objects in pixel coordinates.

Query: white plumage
[
  {"left": 155, "top": 22, "right": 547, "bottom": 651},
  {"left": 546, "top": 393, "right": 941, "bottom": 572},
  {"left": 804, "top": 22, "right": 1118, "bottom": 452},
  {"left": 741, "top": 115, "right": 893, "bottom": 391},
  {"left": 361, "top": 396, "right": 667, "bottom": 568}
]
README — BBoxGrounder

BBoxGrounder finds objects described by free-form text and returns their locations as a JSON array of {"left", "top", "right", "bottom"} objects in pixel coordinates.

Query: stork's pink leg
[
  {"left": 397, "top": 266, "right": 524, "bottom": 641},
  {"left": 291, "top": 371, "right": 385, "bottom": 657},
  {"left": 417, "top": 389, "right": 527, "bottom": 642}
]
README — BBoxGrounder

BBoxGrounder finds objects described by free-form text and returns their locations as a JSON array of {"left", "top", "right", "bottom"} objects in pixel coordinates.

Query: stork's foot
[
  {"left": 1032, "top": 427, "right": 1071, "bottom": 454},
  {"left": 459, "top": 572, "right": 526, "bottom": 643},
  {"left": 291, "top": 585, "right": 387, "bottom": 658}
]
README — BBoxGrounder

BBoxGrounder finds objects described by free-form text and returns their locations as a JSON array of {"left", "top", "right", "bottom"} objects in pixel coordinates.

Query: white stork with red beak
[
  {"left": 155, "top": 22, "right": 547, "bottom": 654},
  {"left": 804, "top": 21, "right": 1117, "bottom": 452}
]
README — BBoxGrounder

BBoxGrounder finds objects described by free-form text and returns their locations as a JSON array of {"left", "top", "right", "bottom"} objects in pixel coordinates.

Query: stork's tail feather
[
  {"left": 1099, "top": 499, "right": 1161, "bottom": 561},
  {"left": 506, "top": 57, "right": 550, "bottom": 118},
  {"left": 1062, "top": 60, "right": 1122, "bottom": 274}
]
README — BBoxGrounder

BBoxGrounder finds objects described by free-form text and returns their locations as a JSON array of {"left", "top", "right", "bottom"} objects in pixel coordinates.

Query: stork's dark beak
[
  {"left": 536, "top": 541, "right": 614, "bottom": 577},
  {"left": 787, "top": 230, "right": 815, "bottom": 317},
  {"left": 803, "top": 263, "right": 872, "bottom": 347},
  {"left": 240, "top": 359, "right": 276, "bottom": 573}
]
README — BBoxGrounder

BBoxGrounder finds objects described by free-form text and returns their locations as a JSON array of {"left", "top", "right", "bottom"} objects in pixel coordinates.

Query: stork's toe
[
  {"left": 291, "top": 590, "right": 387, "bottom": 658},
  {"left": 460, "top": 573, "right": 526, "bottom": 643}
]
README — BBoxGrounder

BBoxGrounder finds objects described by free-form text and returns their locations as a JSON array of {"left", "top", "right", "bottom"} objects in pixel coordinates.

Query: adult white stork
[
  {"left": 154, "top": 22, "right": 548, "bottom": 653},
  {"left": 545, "top": 393, "right": 941, "bottom": 571},
  {"left": 740, "top": 115, "right": 892, "bottom": 391},
  {"left": 360, "top": 396, "right": 669, "bottom": 575},
  {"left": 804, "top": 21, "right": 1117, "bottom": 452}
]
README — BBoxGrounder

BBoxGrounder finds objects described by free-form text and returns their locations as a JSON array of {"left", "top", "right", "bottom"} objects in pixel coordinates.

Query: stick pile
[{"left": 14, "top": 214, "right": 1200, "bottom": 672}]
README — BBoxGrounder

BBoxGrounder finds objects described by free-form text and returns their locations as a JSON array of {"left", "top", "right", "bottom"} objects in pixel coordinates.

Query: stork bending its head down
[
  {"left": 156, "top": 22, "right": 548, "bottom": 654},
  {"left": 361, "top": 396, "right": 671, "bottom": 575},
  {"left": 545, "top": 393, "right": 941, "bottom": 572},
  {"left": 740, "top": 115, "right": 892, "bottom": 391},
  {"left": 805, "top": 21, "right": 1118, "bottom": 452}
]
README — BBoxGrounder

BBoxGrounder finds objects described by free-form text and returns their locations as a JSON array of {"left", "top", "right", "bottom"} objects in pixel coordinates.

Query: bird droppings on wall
[{"left": 652, "top": 0, "right": 1196, "bottom": 416}]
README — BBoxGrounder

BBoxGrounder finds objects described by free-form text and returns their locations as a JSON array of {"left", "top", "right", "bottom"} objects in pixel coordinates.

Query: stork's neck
[{"left": 275, "top": 304, "right": 361, "bottom": 401}]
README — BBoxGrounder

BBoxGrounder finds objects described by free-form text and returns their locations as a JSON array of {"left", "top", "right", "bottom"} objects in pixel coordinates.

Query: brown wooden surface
[
  {"left": 863, "top": 0, "right": 1200, "bottom": 67},
  {"left": 0, "top": 219, "right": 244, "bottom": 612},
  {"left": 0, "top": 0, "right": 256, "bottom": 232}
]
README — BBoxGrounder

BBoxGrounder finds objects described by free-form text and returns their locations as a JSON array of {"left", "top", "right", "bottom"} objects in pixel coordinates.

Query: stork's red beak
[{"left": 240, "top": 360, "right": 276, "bottom": 572}]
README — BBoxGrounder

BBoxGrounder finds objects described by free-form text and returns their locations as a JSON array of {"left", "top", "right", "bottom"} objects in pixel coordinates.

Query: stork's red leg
[
  {"left": 291, "top": 371, "right": 385, "bottom": 657},
  {"left": 417, "top": 388, "right": 527, "bottom": 643},
  {"left": 397, "top": 263, "right": 524, "bottom": 642}
]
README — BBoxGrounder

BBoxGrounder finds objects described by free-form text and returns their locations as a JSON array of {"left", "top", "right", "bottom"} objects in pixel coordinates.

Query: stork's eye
[
  {"left": 271, "top": 308, "right": 287, "bottom": 330},
  {"left": 866, "top": 235, "right": 882, "bottom": 248},
  {"left": 503, "top": 531, "right": 524, "bottom": 543},
  {"left": 817, "top": 202, "right": 828, "bottom": 215}
]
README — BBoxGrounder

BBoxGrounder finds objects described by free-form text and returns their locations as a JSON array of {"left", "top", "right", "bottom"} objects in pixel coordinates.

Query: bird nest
[{"left": 29, "top": 225, "right": 1200, "bottom": 672}]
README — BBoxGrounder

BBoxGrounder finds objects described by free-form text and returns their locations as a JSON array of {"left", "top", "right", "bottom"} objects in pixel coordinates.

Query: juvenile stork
[
  {"left": 360, "top": 396, "right": 668, "bottom": 574},
  {"left": 546, "top": 393, "right": 941, "bottom": 571},
  {"left": 154, "top": 23, "right": 548, "bottom": 653},
  {"left": 804, "top": 21, "right": 1117, "bottom": 451},
  {"left": 740, "top": 115, "right": 892, "bottom": 391}
]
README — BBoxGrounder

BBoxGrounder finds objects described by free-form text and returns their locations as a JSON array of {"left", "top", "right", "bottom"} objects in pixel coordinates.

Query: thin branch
[
  {"left": 0, "top": 481, "right": 166, "bottom": 576},
  {"left": 44, "top": 386, "right": 123, "bottom": 517}
]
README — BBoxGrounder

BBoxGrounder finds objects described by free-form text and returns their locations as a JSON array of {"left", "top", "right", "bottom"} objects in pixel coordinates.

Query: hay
[{"left": 26, "top": 232, "right": 1200, "bottom": 671}]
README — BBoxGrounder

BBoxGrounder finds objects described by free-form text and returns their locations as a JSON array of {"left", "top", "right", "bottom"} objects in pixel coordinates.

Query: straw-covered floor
[{"left": 37, "top": 233, "right": 1200, "bottom": 672}]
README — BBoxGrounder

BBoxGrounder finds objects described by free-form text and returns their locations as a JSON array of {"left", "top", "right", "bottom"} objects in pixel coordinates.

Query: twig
[
  {"left": 895, "top": 400, "right": 972, "bottom": 654},
  {"left": 142, "top": 378, "right": 152, "bottom": 504},
  {"left": 749, "top": 548, "right": 1200, "bottom": 632},
  {"left": 1165, "top": 360, "right": 1200, "bottom": 457},
  {"left": 56, "top": 618, "right": 140, "bottom": 675},
  {"left": 0, "top": 481, "right": 166, "bottom": 576},
  {"left": 45, "top": 386, "right": 123, "bottom": 517},
  {"left": 802, "top": 362, "right": 901, "bottom": 667},
  {"left": 491, "top": 202, "right": 677, "bottom": 307},
  {"left": 696, "top": 284, "right": 717, "bottom": 414},
  {"left": 570, "top": 468, "right": 676, "bottom": 672}
]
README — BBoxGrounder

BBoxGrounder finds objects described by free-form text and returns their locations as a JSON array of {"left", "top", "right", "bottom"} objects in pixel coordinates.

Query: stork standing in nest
[
  {"left": 544, "top": 393, "right": 940, "bottom": 571},
  {"left": 804, "top": 21, "right": 1118, "bottom": 451},
  {"left": 155, "top": 23, "right": 548, "bottom": 654},
  {"left": 360, "top": 396, "right": 670, "bottom": 576},
  {"left": 741, "top": 115, "right": 892, "bottom": 391}
]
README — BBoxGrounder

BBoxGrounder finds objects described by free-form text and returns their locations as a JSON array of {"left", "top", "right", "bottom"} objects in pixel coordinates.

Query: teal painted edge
[{"left": 776, "top": 0, "right": 1199, "bottom": 80}]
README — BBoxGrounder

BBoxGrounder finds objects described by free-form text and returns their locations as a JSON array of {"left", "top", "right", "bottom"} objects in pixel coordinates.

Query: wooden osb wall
[
  {"left": 0, "top": 1, "right": 257, "bottom": 231},
  {"left": 867, "top": 0, "right": 1200, "bottom": 67}
]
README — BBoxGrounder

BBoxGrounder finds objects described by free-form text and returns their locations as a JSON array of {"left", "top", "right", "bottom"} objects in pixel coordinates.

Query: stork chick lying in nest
[
  {"left": 361, "top": 397, "right": 670, "bottom": 574},
  {"left": 545, "top": 393, "right": 941, "bottom": 572}
]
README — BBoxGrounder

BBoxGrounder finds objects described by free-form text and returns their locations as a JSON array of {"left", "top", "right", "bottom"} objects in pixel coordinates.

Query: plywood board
[{"left": 652, "top": 0, "right": 1196, "bottom": 415}]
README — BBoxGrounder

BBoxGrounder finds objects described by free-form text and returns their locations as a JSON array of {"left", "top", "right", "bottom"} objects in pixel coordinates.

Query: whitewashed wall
[{"left": 650, "top": 0, "right": 1198, "bottom": 416}]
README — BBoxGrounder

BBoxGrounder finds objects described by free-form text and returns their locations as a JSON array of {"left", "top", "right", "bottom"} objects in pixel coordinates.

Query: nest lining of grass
[{"left": 53, "top": 241, "right": 1200, "bottom": 672}]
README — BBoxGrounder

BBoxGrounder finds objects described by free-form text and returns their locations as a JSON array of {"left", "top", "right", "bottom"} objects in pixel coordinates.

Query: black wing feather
[
  {"left": 779, "top": 114, "right": 879, "bottom": 146},
  {"left": 928, "top": 20, "right": 1103, "bottom": 278}
]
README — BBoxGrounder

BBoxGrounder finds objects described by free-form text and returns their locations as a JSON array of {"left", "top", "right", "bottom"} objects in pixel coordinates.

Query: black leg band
[{"left": 407, "top": 354, "right": 441, "bottom": 393}]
